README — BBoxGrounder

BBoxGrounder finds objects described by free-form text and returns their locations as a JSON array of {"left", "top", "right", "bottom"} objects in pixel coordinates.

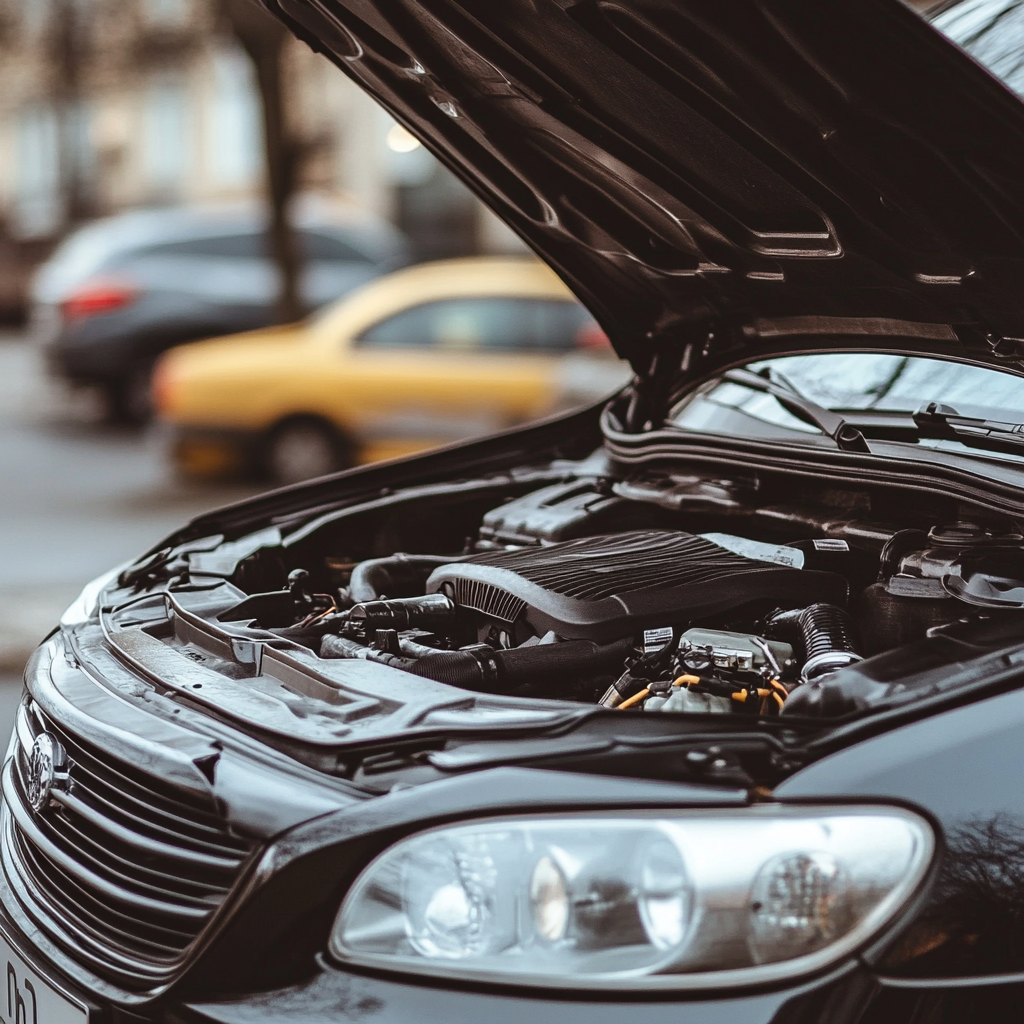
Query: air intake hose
[
  {"left": 412, "top": 637, "right": 633, "bottom": 693},
  {"left": 767, "top": 603, "right": 861, "bottom": 682},
  {"left": 347, "top": 594, "right": 459, "bottom": 634},
  {"left": 348, "top": 555, "right": 455, "bottom": 602},
  {"left": 320, "top": 634, "right": 631, "bottom": 694}
]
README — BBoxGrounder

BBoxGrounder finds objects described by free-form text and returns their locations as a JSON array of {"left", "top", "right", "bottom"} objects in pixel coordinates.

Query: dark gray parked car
[{"left": 31, "top": 204, "right": 409, "bottom": 420}]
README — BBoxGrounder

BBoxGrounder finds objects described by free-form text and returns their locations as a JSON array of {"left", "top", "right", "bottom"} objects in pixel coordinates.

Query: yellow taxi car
[{"left": 153, "top": 256, "right": 627, "bottom": 483}]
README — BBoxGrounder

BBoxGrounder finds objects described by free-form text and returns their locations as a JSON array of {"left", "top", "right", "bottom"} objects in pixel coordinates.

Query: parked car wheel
[
  {"left": 103, "top": 363, "right": 153, "bottom": 424},
  {"left": 264, "top": 418, "right": 349, "bottom": 484}
]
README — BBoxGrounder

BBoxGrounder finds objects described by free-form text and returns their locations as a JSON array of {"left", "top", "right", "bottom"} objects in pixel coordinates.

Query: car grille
[{"left": 0, "top": 698, "right": 257, "bottom": 989}]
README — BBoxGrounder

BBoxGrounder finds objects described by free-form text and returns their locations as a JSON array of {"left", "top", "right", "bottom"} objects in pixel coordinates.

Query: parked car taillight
[
  {"left": 149, "top": 357, "right": 176, "bottom": 415},
  {"left": 60, "top": 277, "right": 139, "bottom": 323},
  {"left": 575, "top": 319, "right": 613, "bottom": 351}
]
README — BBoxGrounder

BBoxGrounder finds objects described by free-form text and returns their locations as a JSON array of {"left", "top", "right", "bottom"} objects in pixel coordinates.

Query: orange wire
[
  {"left": 616, "top": 674, "right": 703, "bottom": 710},
  {"left": 617, "top": 687, "right": 650, "bottom": 710}
]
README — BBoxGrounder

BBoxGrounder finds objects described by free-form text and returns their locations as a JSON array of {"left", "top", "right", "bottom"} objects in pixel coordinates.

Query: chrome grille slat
[
  {"left": 1, "top": 699, "right": 258, "bottom": 989},
  {"left": 13, "top": 749, "right": 241, "bottom": 871},
  {"left": 39, "top": 719, "right": 235, "bottom": 838},
  {"left": 10, "top": 819, "right": 191, "bottom": 956},
  {"left": 64, "top": 767, "right": 238, "bottom": 850},
  {"left": 3, "top": 813, "right": 176, "bottom": 985},
  {"left": 25, "top": 798, "right": 231, "bottom": 902},
  {"left": 4, "top": 765, "right": 210, "bottom": 921},
  {"left": 50, "top": 788, "right": 243, "bottom": 872}
]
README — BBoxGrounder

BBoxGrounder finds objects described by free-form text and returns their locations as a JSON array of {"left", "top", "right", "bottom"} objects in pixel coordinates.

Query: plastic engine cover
[{"left": 426, "top": 530, "right": 848, "bottom": 641}]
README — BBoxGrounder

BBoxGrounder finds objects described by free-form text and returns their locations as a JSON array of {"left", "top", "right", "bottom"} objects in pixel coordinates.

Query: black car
[
  {"left": 9, "top": 0, "right": 1024, "bottom": 1021},
  {"left": 31, "top": 204, "right": 409, "bottom": 421}
]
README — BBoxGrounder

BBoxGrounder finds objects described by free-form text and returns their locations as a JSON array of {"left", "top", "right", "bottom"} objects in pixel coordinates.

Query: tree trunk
[
  {"left": 218, "top": 0, "right": 303, "bottom": 324},
  {"left": 49, "top": 0, "right": 91, "bottom": 227}
]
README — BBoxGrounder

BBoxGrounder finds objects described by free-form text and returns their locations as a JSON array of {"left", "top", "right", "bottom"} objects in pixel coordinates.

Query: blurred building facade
[{"left": 0, "top": 0, "right": 522, "bottom": 319}]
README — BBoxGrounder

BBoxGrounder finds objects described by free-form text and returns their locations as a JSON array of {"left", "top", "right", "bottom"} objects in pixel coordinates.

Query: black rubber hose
[
  {"left": 347, "top": 594, "right": 459, "bottom": 634},
  {"left": 766, "top": 603, "right": 861, "bottom": 682},
  {"left": 321, "top": 633, "right": 632, "bottom": 693},
  {"left": 412, "top": 637, "right": 633, "bottom": 693},
  {"left": 348, "top": 554, "right": 455, "bottom": 602}
]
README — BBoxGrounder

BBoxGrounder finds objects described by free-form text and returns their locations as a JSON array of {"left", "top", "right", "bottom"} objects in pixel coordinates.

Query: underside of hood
[{"left": 265, "top": 0, "right": 1024, "bottom": 377}]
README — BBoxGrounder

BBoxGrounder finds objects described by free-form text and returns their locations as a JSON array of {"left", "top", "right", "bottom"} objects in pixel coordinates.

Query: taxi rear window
[{"left": 356, "top": 297, "right": 594, "bottom": 352}]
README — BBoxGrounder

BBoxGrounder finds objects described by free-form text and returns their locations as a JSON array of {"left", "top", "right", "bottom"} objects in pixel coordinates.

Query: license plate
[{"left": 0, "top": 930, "right": 87, "bottom": 1024}]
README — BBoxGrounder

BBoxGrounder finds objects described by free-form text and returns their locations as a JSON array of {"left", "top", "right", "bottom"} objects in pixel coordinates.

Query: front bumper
[
  {"left": 0, "top": 897, "right": 917, "bottom": 1024},
  {"left": 0, "top": 909, "right": 1015, "bottom": 1024},
  {"left": 177, "top": 961, "right": 863, "bottom": 1024}
]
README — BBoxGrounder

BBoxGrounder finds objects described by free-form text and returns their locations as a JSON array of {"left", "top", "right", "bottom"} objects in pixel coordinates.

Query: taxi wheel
[{"left": 264, "top": 419, "right": 349, "bottom": 485}]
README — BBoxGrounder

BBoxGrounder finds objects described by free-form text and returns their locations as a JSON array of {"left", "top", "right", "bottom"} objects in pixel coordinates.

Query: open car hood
[{"left": 266, "top": 0, "right": 1024, "bottom": 378}]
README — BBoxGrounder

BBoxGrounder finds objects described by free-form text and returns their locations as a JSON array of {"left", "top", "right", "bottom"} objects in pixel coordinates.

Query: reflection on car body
[{"left": 10, "top": 2, "right": 1024, "bottom": 1024}]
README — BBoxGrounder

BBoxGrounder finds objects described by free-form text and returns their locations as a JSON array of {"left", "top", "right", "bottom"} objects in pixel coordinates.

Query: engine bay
[{"left": 155, "top": 460, "right": 1024, "bottom": 726}]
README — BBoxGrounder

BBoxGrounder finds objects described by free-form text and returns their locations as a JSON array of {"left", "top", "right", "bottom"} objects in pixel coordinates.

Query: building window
[
  {"left": 143, "top": 78, "right": 190, "bottom": 196},
  {"left": 208, "top": 47, "right": 261, "bottom": 188},
  {"left": 15, "top": 103, "right": 61, "bottom": 237},
  {"left": 141, "top": 0, "right": 189, "bottom": 28},
  {"left": 20, "top": 0, "right": 52, "bottom": 41}
]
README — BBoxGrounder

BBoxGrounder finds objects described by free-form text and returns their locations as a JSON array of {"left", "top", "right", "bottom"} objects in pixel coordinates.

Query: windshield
[
  {"left": 928, "top": 0, "right": 1024, "bottom": 95},
  {"left": 668, "top": 352, "right": 1024, "bottom": 448}
]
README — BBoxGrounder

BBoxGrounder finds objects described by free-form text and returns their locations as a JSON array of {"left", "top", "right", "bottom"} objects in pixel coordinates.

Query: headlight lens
[{"left": 331, "top": 806, "right": 932, "bottom": 990}]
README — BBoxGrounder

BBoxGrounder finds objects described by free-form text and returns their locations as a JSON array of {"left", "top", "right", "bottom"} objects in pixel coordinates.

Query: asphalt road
[{"left": 0, "top": 331, "right": 259, "bottom": 744}]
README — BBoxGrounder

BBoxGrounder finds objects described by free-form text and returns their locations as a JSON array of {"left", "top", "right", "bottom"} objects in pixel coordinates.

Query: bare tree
[
  {"left": 217, "top": 0, "right": 303, "bottom": 324},
  {"left": 48, "top": 0, "right": 92, "bottom": 226}
]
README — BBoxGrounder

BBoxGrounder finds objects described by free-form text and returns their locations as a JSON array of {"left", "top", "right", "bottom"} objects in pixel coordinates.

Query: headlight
[{"left": 330, "top": 806, "right": 932, "bottom": 990}]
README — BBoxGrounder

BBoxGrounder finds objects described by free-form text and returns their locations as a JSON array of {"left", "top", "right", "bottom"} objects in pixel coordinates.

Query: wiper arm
[
  {"left": 914, "top": 402, "right": 1024, "bottom": 457},
  {"left": 715, "top": 376, "right": 1024, "bottom": 460},
  {"left": 722, "top": 368, "right": 870, "bottom": 453}
]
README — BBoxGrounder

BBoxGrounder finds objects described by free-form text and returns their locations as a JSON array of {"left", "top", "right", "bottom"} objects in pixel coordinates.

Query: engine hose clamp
[
  {"left": 461, "top": 643, "right": 502, "bottom": 690},
  {"left": 802, "top": 650, "right": 863, "bottom": 683}
]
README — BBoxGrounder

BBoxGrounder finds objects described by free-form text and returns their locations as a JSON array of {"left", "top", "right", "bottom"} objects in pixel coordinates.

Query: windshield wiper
[
  {"left": 722, "top": 368, "right": 870, "bottom": 453},
  {"left": 913, "top": 402, "right": 1024, "bottom": 458},
  {"left": 719, "top": 372, "right": 1024, "bottom": 461}
]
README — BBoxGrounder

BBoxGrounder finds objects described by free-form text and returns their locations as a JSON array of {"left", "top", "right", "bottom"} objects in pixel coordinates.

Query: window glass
[
  {"left": 138, "top": 232, "right": 266, "bottom": 259},
  {"left": 357, "top": 297, "right": 596, "bottom": 352},
  {"left": 301, "top": 231, "right": 370, "bottom": 262},
  {"left": 208, "top": 47, "right": 261, "bottom": 188},
  {"left": 143, "top": 79, "right": 189, "bottom": 195},
  {"left": 15, "top": 103, "right": 61, "bottom": 238},
  {"left": 930, "top": 0, "right": 1024, "bottom": 97},
  {"left": 135, "top": 229, "right": 370, "bottom": 262},
  {"left": 668, "top": 352, "right": 1024, "bottom": 439}
]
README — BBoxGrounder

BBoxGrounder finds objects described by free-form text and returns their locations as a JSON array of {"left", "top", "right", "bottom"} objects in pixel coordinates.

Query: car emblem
[{"left": 26, "top": 733, "right": 69, "bottom": 812}]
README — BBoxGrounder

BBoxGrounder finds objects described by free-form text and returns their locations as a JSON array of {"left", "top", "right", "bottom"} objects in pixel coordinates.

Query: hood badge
[{"left": 27, "top": 734, "right": 70, "bottom": 812}]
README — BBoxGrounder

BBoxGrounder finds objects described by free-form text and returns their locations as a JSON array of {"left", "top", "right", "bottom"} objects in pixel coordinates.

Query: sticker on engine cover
[
  {"left": 700, "top": 533, "right": 805, "bottom": 569},
  {"left": 812, "top": 538, "right": 850, "bottom": 551},
  {"left": 643, "top": 627, "right": 675, "bottom": 653}
]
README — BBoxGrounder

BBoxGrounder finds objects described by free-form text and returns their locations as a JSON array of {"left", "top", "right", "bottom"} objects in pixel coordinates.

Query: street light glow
[{"left": 386, "top": 123, "right": 422, "bottom": 153}]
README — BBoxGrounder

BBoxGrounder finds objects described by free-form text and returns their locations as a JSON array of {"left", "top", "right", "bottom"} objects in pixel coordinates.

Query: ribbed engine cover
[{"left": 427, "top": 530, "right": 848, "bottom": 641}]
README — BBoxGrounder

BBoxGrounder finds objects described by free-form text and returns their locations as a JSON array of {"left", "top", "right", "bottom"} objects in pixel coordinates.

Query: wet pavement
[{"left": 0, "top": 330, "right": 260, "bottom": 741}]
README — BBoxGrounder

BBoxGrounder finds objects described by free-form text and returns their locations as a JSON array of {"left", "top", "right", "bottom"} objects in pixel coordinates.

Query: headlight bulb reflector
[
  {"left": 529, "top": 855, "right": 569, "bottom": 942},
  {"left": 332, "top": 806, "right": 932, "bottom": 991},
  {"left": 749, "top": 852, "right": 850, "bottom": 964}
]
